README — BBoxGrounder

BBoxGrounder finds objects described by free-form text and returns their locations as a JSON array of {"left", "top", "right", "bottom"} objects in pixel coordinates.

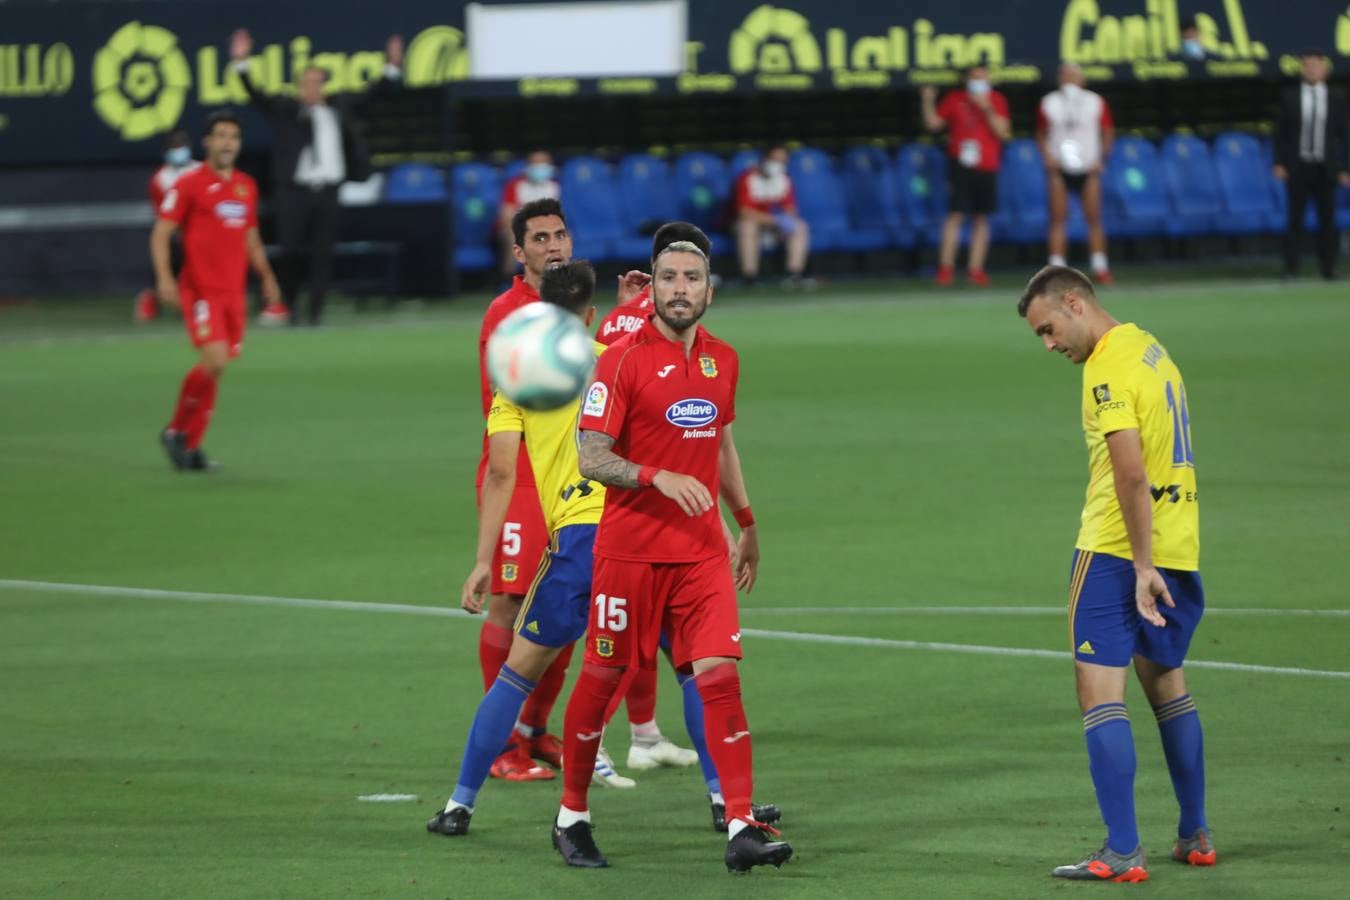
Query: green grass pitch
[{"left": 2, "top": 272, "right": 1347, "bottom": 898}]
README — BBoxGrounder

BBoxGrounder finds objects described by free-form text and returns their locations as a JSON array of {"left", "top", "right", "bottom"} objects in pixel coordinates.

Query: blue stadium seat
[
  {"left": 384, "top": 163, "right": 448, "bottom": 203},
  {"left": 502, "top": 159, "right": 526, "bottom": 183},
  {"left": 560, "top": 157, "right": 641, "bottom": 262},
  {"left": 1103, "top": 137, "right": 1170, "bottom": 239},
  {"left": 997, "top": 139, "right": 1087, "bottom": 245},
  {"left": 840, "top": 146, "right": 913, "bottom": 249},
  {"left": 673, "top": 151, "right": 731, "bottom": 239},
  {"left": 1212, "top": 132, "right": 1282, "bottom": 234},
  {"left": 728, "top": 149, "right": 762, "bottom": 178},
  {"left": 449, "top": 162, "right": 501, "bottom": 272},
  {"left": 1161, "top": 134, "right": 1221, "bottom": 236},
  {"left": 617, "top": 154, "right": 681, "bottom": 256},
  {"left": 789, "top": 147, "right": 891, "bottom": 253},
  {"left": 1339, "top": 182, "right": 1350, "bottom": 229},
  {"left": 894, "top": 143, "right": 948, "bottom": 245}
]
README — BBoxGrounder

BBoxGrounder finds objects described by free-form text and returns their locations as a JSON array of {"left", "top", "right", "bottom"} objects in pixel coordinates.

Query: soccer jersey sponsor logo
[
  {"left": 682, "top": 427, "right": 718, "bottom": 439},
  {"left": 582, "top": 382, "right": 608, "bottom": 417},
  {"left": 1092, "top": 383, "right": 1111, "bottom": 403},
  {"left": 699, "top": 355, "right": 718, "bottom": 378},
  {"left": 214, "top": 200, "right": 248, "bottom": 223},
  {"left": 657, "top": 364, "right": 676, "bottom": 378},
  {"left": 595, "top": 636, "right": 615, "bottom": 658},
  {"left": 666, "top": 398, "right": 718, "bottom": 428}
]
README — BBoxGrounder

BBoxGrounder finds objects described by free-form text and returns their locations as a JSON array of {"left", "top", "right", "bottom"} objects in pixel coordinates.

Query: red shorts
[
  {"left": 181, "top": 286, "right": 245, "bottom": 358},
  {"left": 587, "top": 554, "right": 741, "bottom": 671},
  {"left": 477, "top": 481, "right": 549, "bottom": 596}
]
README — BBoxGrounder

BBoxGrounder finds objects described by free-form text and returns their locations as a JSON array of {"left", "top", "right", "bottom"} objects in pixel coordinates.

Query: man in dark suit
[
  {"left": 230, "top": 28, "right": 404, "bottom": 324},
  {"left": 1273, "top": 51, "right": 1350, "bottom": 280}
]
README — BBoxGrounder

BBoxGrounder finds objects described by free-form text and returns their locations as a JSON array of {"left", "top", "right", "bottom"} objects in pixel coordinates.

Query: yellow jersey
[
  {"left": 1077, "top": 323, "right": 1199, "bottom": 570},
  {"left": 485, "top": 342, "right": 606, "bottom": 533}
]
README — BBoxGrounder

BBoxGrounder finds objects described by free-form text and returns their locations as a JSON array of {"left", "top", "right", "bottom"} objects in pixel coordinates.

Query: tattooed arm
[{"left": 578, "top": 429, "right": 713, "bottom": 517}]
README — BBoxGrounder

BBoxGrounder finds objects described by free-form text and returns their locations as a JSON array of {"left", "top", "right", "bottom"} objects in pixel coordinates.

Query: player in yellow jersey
[
  {"left": 428, "top": 261, "right": 606, "bottom": 837},
  {"left": 1019, "top": 266, "right": 1214, "bottom": 883}
]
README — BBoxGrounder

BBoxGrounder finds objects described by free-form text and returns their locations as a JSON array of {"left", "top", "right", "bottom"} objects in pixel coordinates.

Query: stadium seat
[
  {"left": 840, "top": 146, "right": 913, "bottom": 249},
  {"left": 560, "top": 157, "right": 640, "bottom": 262},
  {"left": 894, "top": 143, "right": 948, "bottom": 245},
  {"left": 617, "top": 154, "right": 681, "bottom": 255},
  {"left": 1160, "top": 134, "right": 1222, "bottom": 236},
  {"left": 1103, "top": 136, "right": 1170, "bottom": 239},
  {"left": 1212, "top": 132, "right": 1283, "bottom": 234},
  {"left": 789, "top": 147, "right": 891, "bottom": 253},
  {"left": 384, "top": 163, "right": 448, "bottom": 203},
  {"left": 449, "top": 162, "right": 501, "bottom": 272},
  {"left": 728, "top": 149, "right": 762, "bottom": 178},
  {"left": 672, "top": 151, "right": 732, "bottom": 241},
  {"left": 997, "top": 139, "right": 1087, "bottom": 245}
]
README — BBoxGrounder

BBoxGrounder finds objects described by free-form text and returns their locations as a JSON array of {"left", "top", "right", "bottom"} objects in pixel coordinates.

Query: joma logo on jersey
[
  {"left": 666, "top": 399, "right": 717, "bottom": 427},
  {"left": 1092, "top": 383, "right": 1111, "bottom": 403}
]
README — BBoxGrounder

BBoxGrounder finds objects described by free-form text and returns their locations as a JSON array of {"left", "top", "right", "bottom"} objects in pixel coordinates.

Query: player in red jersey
[
  {"left": 554, "top": 241, "right": 792, "bottom": 873},
  {"left": 152, "top": 111, "right": 280, "bottom": 471},
  {"left": 137, "top": 131, "right": 201, "bottom": 322}
]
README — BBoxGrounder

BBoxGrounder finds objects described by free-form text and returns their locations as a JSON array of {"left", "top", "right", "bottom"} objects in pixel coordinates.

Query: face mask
[
  {"left": 762, "top": 160, "right": 786, "bottom": 177},
  {"left": 1061, "top": 82, "right": 1083, "bottom": 99},
  {"left": 1182, "top": 39, "right": 1204, "bottom": 59},
  {"left": 526, "top": 163, "right": 555, "bottom": 183},
  {"left": 166, "top": 146, "right": 191, "bottom": 167},
  {"left": 967, "top": 79, "right": 991, "bottom": 96}
]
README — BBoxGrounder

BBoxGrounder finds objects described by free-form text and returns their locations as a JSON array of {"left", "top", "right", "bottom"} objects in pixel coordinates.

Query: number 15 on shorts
[{"left": 594, "top": 593, "right": 627, "bottom": 631}]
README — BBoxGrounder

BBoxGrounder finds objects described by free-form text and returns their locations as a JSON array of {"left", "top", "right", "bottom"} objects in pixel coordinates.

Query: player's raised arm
[
  {"left": 464, "top": 420, "right": 521, "bottom": 613},
  {"left": 717, "top": 423, "right": 758, "bottom": 592},
  {"left": 1104, "top": 428, "right": 1175, "bottom": 627},
  {"left": 577, "top": 430, "right": 712, "bottom": 517},
  {"left": 245, "top": 227, "right": 282, "bottom": 308}
]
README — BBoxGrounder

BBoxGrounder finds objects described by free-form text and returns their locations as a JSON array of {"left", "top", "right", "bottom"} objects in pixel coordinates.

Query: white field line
[{"left": 2, "top": 578, "right": 1347, "bottom": 680}]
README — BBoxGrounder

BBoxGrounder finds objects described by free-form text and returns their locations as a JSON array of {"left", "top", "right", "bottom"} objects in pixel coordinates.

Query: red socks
[
  {"left": 696, "top": 662, "right": 754, "bottom": 823},
  {"left": 168, "top": 364, "right": 218, "bottom": 449},
  {"left": 560, "top": 662, "right": 624, "bottom": 812},
  {"left": 477, "top": 621, "right": 513, "bottom": 693},
  {"left": 520, "top": 641, "right": 574, "bottom": 734},
  {"left": 623, "top": 664, "right": 658, "bottom": 726}
]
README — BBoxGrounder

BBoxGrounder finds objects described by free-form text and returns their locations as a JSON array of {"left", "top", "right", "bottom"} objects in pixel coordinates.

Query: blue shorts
[
  {"left": 514, "top": 524, "right": 596, "bottom": 649},
  {"left": 1068, "top": 550, "right": 1204, "bottom": 669}
]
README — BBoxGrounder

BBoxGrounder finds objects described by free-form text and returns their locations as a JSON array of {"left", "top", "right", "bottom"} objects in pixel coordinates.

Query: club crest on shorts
[
  {"left": 501, "top": 563, "right": 519, "bottom": 583},
  {"left": 595, "top": 637, "right": 614, "bottom": 658},
  {"left": 699, "top": 355, "right": 718, "bottom": 378}
]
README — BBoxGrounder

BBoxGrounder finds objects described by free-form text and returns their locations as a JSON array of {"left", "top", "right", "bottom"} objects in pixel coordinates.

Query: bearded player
[
  {"left": 152, "top": 110, "right": 281, "bottom": 471},
  {"left": 1019, "top": 266, "right": 1212, "bottom": 882},
  {"left": 554, "top": 241, "right": 791, "bottom": 873}
]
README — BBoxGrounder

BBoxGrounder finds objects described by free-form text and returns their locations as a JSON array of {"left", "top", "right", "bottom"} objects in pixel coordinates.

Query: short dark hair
[
  {"left": 165, "top": 129, "right": 189, "bottom": 149},
  {"left": 539, "top": 259, "right": 596, "bottom": 314},
  {"left": 651, "top": 222, "right": 712, "bottom": 262},
  {"left": 1299, "top": 48, "right": 1327, "bottom": 60},
  {"left": 1017, "top": 265, "right": 1095, "bottom": 317},
  {"left": 1179, "top": 16, "right": 1199, "bottom": 31},
  {"left": 203, "top": 110, "right": 242, "bottom": 137},
  {"left": 964, "top": 65, "right": 989, "bottom": 78},
  {"left": 512, "top": 198, "right": 565, "bottom": 247}
]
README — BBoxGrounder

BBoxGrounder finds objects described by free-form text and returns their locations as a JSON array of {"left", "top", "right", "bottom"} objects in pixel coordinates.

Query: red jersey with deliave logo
[
  {"left": 157, "top": 165, "right": 257, "bottom": 292},
  {"left": 579, "top": 317, "right": 739, "bottom": 563}
]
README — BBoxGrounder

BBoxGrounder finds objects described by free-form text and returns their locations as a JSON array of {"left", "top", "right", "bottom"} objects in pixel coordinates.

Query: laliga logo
[
  {"left": 730, "top": 5, "right": 822, "bottom": 74},
  {"left": 93, "top": 21, "right": 191, "bottom": 140},
  {"left": 666, "top": 399, "right": 718, "bottom": 428},
  {"left": 404, "top": 26, "right": 469, "bottom": 87}
]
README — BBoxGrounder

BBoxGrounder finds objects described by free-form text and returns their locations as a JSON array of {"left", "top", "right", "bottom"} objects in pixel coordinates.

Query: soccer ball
[{"left": 486, "top": 302, "right": 593, "bottom": 411}]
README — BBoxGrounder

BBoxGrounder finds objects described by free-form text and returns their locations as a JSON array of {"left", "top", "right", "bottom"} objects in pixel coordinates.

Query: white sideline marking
[
  {"left": 357, "top": 793, "right": 419, "bottom": 803},
  {"left": 2, "top": 578, "right": 1347, "bottom": 680},
  {"left": 740, "top": 605, "right": 1350, "bottom": 619}
]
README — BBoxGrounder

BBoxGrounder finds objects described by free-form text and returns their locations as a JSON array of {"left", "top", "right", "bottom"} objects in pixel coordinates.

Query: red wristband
[
  {"left": 733, "top": 506, "right": 756, "bottom": 529},
  {"left": 637, "top": 466, "right": 659, "bottom": 488}
]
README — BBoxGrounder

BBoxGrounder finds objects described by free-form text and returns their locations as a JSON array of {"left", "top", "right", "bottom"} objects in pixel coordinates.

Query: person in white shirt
[
  {"left": 733, "top": 145, "right": 813, "bottom": 289},
  {"left": 1037, "top": 63, "right": 1115, "bottom": 285},
  {"left": 1274, "top": 51, "right": 1350, "bottom": 280},
  {"left": 230, "top": 28, "right": 404, "bottom": 324}
]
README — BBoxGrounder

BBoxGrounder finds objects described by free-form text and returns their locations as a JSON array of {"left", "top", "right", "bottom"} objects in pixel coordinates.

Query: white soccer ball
[{"left": 486, "top": 302, "right": 593, "bottom": 411}]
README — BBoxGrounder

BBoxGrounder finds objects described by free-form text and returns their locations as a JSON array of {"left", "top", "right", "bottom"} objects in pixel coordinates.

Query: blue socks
[
  {"left": 678, "top": 672, "right": 721, "bottom": 795},
  {"left": 1154, "top": 694, "right": 1207, "bottom": 837},
  {"left": 449, "top": 665, "right": 535, "bottom": 809},
  {"left": 1083, "top": 702, "right": 1139, "bottom": 855}
]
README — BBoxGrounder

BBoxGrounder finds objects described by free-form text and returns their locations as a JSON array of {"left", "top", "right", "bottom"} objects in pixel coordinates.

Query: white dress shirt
[{"left": 1301, "top": 82, "right": 1327, "bottom": 163}]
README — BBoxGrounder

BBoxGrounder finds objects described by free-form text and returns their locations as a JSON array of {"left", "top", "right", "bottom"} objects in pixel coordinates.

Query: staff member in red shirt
[
  {"left": 921, "top": 66, "right": 1011, "bottom": 287},
  {"left": 733, "top": 145, "right": 812, "bottom": 289},
  {"left": 151, "top": 111, "right": 282, "bottom": 471},
  {"left": 497, "top": 150, "right": 561, "bottom": 286}
]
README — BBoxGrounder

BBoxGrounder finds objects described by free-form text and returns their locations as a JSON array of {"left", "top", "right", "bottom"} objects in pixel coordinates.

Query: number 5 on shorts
[
  {"left": 500, "top": 522, "right": 521, "bottom": 556},
  {"left": 594, "top": 593, "right": 628, "bottom": 631}
]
